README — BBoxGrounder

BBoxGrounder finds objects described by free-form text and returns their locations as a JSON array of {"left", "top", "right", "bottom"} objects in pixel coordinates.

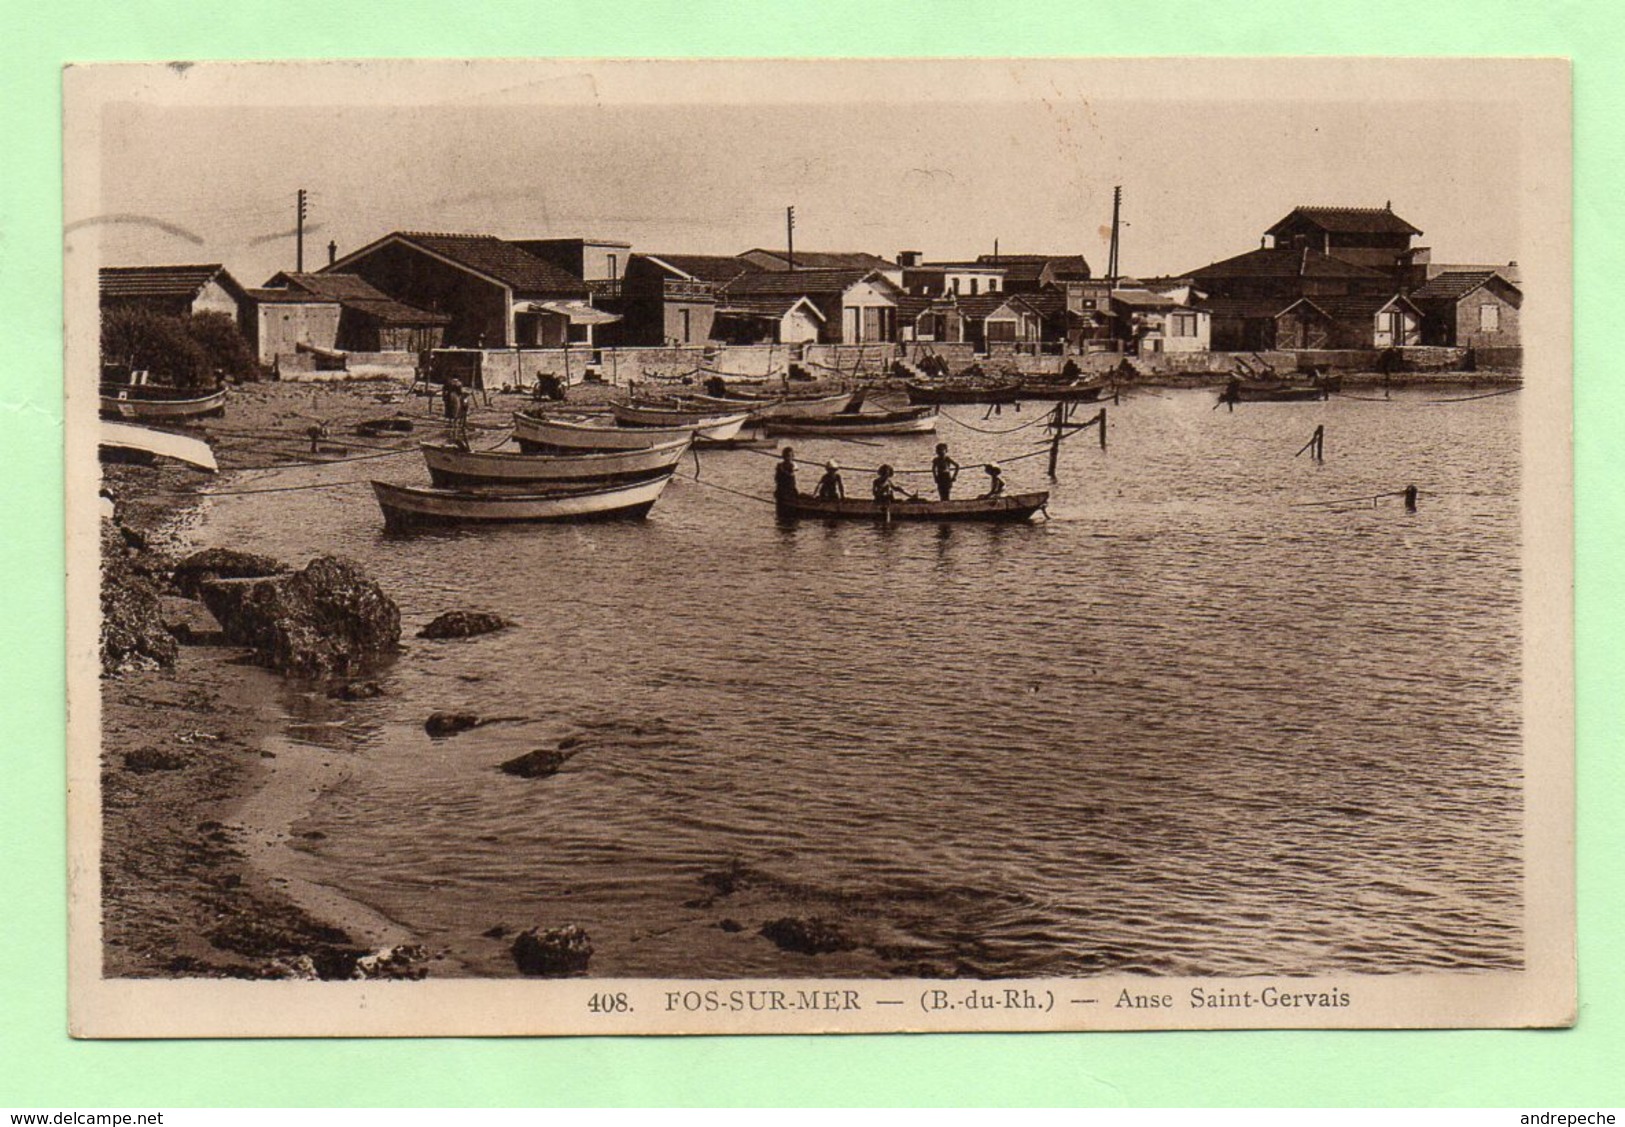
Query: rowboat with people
[
  {"left": 371, "top": 471, "right": 677, "bottom": 530},
  {"left": 761, "top": 406, "right": 938, "bottom": 437},
  {"left": 420, "top": 435, "right": 692, "bottom": 488},
  {"left": 513, "top": 411, "right": 708, "bottom": 453},
  {"left": 776, "top": 488, "right": 1049, "bottom": 523}
]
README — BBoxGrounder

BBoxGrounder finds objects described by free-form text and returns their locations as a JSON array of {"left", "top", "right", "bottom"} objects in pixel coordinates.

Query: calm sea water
[{"left": 200, "top": 386, "right": 1523, "bottom": 978}]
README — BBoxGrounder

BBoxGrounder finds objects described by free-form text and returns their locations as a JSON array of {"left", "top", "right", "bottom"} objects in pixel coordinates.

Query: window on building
[
  {"left": 969, "top": 278, "right": 979, "bottom": 296},
  {"left": 607, "top": 253, "right": 618, "bottom": 281},
  {"left": 680, "top": 309, "right": 691, "bottom": 343},
  {"left": 989, "top": 277, "right": 999, "bottom": 291},
  {"left": 1172, "top": 312, "right": 1197, "bottom": 337},
  {"left": 951, "top": 278, "right": 960, "bottom": 295},
  {"left": 1479, "top": 304, "right": 1500, "bottom": 332}
]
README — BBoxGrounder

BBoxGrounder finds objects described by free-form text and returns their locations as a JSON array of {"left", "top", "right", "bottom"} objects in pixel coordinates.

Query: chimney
[
  {"left": 327, "top": 240, "right": 337, "bottom": 267},
  {"left": 898, "top": 250, "right": 922, "bottom": 269}
]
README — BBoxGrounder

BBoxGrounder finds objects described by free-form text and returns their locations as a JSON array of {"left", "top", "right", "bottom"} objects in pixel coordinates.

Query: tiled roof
[
  {"left": 973, "top": 254, "right": 1092, "bottom": 284},
  {"left": 1189, "top": 247, "right": 1391, "bottom": 281},
  {"left": 643, "top": 253, "right": 755, "bottom": 284},
  {"left": 100, "top": 264, "right": 242, "bottom": 301},
  {"left": 956, "top": 293, "right": 1034, "bottom": 319},
  {"left": 1199, "top": 296, "right": 1298, "bottom": 320},
  {"left": 348, "top": 233, "right": 588, "bottom": 296},
  {"left": 1407, "top": 270, "right": 1514, "bottom": 304},
  {"left": 1285, "top": 294, "right": 1416, "bottom": 320},
  {"left": 1015, "top": 290, "right": 1069, "bottom": 316},
  {"left": 1266, "top": 206, "right": 1422, "bottom": 237},
  {"left": 740, "top": 249, "right": 897, "bottom": 272},
  {"left": 715, "top": 296, "right": 825, "bottom": 321},
  {"left": 721, "top": 268, "right": 873, "bottom": 298},
  {"left": 261, "top": 272, "right": 451, "bottom": 324},
  {"left": 1111, "top": 289, "right": 1180, "bottom": 310}
]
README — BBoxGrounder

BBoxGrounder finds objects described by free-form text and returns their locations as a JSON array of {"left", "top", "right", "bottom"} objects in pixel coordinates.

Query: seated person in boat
[
  {"left": 775, "top": 447, "right": 801, "bottom": 501},
  {"left": 979, "top": 462, "right": 1006, "bottom": 498},
  {"left": 872, "top": 463, "right": 916, "bottom": 503},
  {"left": 931, "top": 442, "right": 960, "bottom": 500},
  {"left": 1060, "top": 357, "right": 1082, "bottom": 381},
  {"left": 815, "top": 460, "right": 845, "bottom": 501},
  {"left": 704, "top": 374, "right": 728, "bottom": 398}
]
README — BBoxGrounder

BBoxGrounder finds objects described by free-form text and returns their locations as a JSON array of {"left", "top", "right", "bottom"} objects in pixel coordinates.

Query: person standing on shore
[{"left": 931, "top": 442, "right": 960, "bottom": 500}]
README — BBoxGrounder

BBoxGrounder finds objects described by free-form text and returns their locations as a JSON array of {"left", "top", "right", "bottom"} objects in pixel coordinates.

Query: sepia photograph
[{"left": 63, "top": 56, "right": 1574, "bottom": 1037}]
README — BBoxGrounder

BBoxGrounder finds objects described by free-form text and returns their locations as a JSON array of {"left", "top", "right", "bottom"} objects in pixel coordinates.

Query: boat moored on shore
[
  {"left": 371, "top": 471, "right": 677, "bottom": 530},
  {"left": 421, "top": 435, "right": 692, "bottom": 488}
]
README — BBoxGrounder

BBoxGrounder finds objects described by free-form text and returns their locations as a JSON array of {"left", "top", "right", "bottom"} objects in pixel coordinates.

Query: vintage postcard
[{"left": 66, "top": 57, "right": 1573, "bottom": 1037}]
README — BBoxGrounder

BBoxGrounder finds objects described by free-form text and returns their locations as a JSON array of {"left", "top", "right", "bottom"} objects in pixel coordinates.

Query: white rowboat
[
  {"left": 371, "top": 472, "right": 676, "bottom": 530},
  {"left": 608, "top": 402, "right": 751, "bottom": 441},
  {"left": 99, "top": 420, "right": 219, "bottom": 472},
  {"left": 514, "top": 412, "right": 698, "bottom": 453},
  {"left": 421, "top": 436, "right": 692, "bottom": 488}
]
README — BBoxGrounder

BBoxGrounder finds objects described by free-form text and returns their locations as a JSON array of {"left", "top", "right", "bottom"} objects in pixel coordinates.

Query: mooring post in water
[
  {"left": 1404, "top": 484, "right": 1418, "bottom": 512},
  {"left": 1047, "top": 400, "right": 1065, "bottom": 478},
  {"left": 1097, "top": 407, "right": 1107, "bottom": 450}
]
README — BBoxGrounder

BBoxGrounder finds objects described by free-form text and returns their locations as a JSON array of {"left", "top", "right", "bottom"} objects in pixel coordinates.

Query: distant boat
[
  {"left": 762, "top": 407, "right": 938, "bottom": 437},
  {"left": 1017, "top": 376, "right": 1107, "bottom": 402},
  {"left": 99, "top": 383, "right": 227, "bottom": 421},
  {"left": 1220, "top": 379, "right": 1335, "bottom": 403},
  {"left": 904, "top": 379, "right": 1021, "bottom": 406},
  {"left": 99, "top": 420, "right": 218, "bottom": 472},
  {"left": 609, "top": 401, "right": 751, "bottom": 441},
  {"left": 513, "top": 411, "right": 698, "bottom": 453},
  {"left": 421, "top": 435, "right": 692, "bottom": 488},
  {"left": 680, "top": 389, "right": 856, "bottom": 421},
  {"left": 776, "top": 489, "right": 1049, "bottom": 523},
  {"left": 371, "top": 472, "right": 676, "bottom": 530}
]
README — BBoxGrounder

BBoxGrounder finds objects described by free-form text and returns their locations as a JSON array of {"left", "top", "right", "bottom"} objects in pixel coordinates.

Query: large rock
[
  {"left": 198, "top": 556, "right": 400, "bottom": 677},
  {"left": 511, "top": 926, "right": 593, "bottom": 976},
  {"left": 101, "top": 521, "right": 178, "bottom": 673},
  {"left": 171, "top": 547, "right": 287, "bottom": 598},
  {"left": 418, "top": 610, "right": 513, "bottom": 640},
  {"left": 498, "top": 747, "right": 578, "bottom": 778}
]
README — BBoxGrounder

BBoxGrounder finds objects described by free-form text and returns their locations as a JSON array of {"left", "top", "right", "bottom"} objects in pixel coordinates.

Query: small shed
[
  {"left": 1408, "top": 271, "right": 1522, "bottom": 348},
  {"left": 1278, "top": 294, "right": 1424, "bottom": 349},
  {"left": 711, "top": 296, "right": 824, "bottom": 345}
]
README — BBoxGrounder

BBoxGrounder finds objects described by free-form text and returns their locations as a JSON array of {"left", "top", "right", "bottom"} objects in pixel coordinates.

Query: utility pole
[
  {"left": 786, "top": 205, "right": 796, "bottom": 270},
  {"left": 296, "top": 188, "right": 308, "bottom": 273},
  {"left": 1107, "top": 185, "right": 1122, "bottom": 286}
]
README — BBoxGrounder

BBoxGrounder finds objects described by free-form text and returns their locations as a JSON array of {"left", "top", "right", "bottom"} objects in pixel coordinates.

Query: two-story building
[{"left": 324, "top": 231, "right": 609, "bottom": 348}]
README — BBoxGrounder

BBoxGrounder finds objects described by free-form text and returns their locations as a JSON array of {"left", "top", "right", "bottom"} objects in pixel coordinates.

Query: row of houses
[{"left": 98, "top": 204, "right": 1522, "bottom": 367}]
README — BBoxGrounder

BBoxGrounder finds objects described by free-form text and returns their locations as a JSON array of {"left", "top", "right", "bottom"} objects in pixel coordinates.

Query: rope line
[{"left": 936, "top": 410, "right": 1049, "bottom": 436}]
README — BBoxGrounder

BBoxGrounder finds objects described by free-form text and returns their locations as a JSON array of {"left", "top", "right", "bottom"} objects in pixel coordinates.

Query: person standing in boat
[
  {"left": 775, "top": 447, "right": 801, "bottom": 502},
  {"left": 931, "top": 442, "right": 960, "bottom": 500},
  {"left": 815, "top": 459, "right": 845, "bottom": 501},
  {"left": 872, "top": 463, "right": 915, "bottom": 502},
  {"left": 979, "top": 462, "right": 1006, "bottom": 498}
]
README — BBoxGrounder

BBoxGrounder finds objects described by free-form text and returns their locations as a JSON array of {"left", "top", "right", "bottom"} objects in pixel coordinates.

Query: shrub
[{"left": 101, "top": 306, "right": 213, "bottom": 389}]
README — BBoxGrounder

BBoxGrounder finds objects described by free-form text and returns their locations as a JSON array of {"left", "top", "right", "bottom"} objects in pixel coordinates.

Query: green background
[{"left": 2, "top": 0, "right": 1618, "bottom": 1107}]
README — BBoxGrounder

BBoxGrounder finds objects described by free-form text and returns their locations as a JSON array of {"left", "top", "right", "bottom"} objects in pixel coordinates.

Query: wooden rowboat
[
  {"left": 513, "top": 412, "right": 695, "bottom": 453},
  {"left": 776, "top": 489, "right": 1049, "bottom": 523},
  {"left": 1017, "top": 377, "right": 1107, "bottom": 402},
  {"left": 1219, "top": 381, "right": 1331, "bottom": 403},
  {"left": 99, "top": 385, "right": 227, "bottom": 421},
  {"left": 609, "top": 402, "right": 751, "bottom": 441},
  {"left": 762, "top": 407, "right": 938, "bottom": 437},
  {"left": 680, "top": 389, "right": 855, "bottom": 421},
  {"left": 904, "top": 379, "right": 1021, "bottom": 406},
  {"left": 371, "top": 472, "right": 676, "bottom": 530},
  {"left": 99, "top": 420, "right": 218, "bottom": 472},
  {"left": 421, "top": 436, "right": 692, "bottom": 488}
]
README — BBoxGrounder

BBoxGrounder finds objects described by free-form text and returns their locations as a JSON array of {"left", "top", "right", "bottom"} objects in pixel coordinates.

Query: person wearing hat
[
  {"left": 931, "top": 442, "right": 960, "bottom": 500},
  {"left": 815, "top": 459, "right": 845, "bottom": 501},
  {"left": 980, "top": 462, "right": 1005, "bottom": 498},
  {"left": 774, "top": 446, "right": 801, "bottom": 503}
]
